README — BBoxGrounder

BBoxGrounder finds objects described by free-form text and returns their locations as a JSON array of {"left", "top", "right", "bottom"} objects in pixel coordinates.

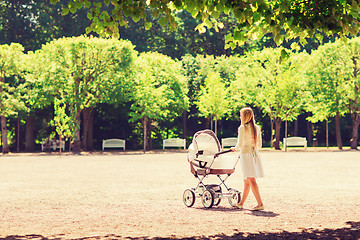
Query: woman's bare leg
[
  {"left": 239, "top": 178, "right": 250, "bottom": 206},
  {"left": 248, "top": 177, "right": 263, "bottom": 207}
]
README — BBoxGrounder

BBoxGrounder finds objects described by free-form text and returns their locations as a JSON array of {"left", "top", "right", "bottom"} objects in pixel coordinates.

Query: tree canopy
[
  {"left": 51, "top": 0, "right": 360, "bottom": 48},
  {"left": 197, "top": 71, "right": 229, "bottom": 134},
  {"left": 29, "top": 36, "right": 137, "bottom": 151},
  {"left": 129, "top": 52, "right": 188, "bottom": 151},
  {"left": 0, "top": 43, "right": 26, "bottom": 153}
]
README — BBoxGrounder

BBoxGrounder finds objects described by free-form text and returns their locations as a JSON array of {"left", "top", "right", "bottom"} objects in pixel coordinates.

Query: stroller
[{"left": 183, "top": 129, "right": 241, "bottom": 208}]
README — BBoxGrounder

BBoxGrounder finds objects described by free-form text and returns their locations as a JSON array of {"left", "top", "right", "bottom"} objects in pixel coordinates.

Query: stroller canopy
[{"left": 188, "top": 130, "right": 221, "bottom": 162}]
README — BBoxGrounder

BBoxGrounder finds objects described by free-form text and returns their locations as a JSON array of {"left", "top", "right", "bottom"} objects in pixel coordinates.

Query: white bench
[
  {"left": 102, "top": 139, "right": 126, "bottom": 151},
  {"left": 163, "top": 138, "right": 186, "bottom": 149},
  {"left": 283, "top": 137, "right": 307, "bottom": 149},
  {"left": 221, "top": 137, "right": 237, "bottom": 149}
]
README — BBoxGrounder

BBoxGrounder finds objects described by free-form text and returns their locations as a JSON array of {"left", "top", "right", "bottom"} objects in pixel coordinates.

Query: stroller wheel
[
  {"left": 201, "top": 190, "right": 215, "bottom": 208},
  {"left": 214, "top": 198, "right": 221, "bottom": 206},
  {"left": 183, "top": 189, "right": 196, "bottom": 207},
  {"left": 228, "top": 188, "right": 241, "bottom": 207}
]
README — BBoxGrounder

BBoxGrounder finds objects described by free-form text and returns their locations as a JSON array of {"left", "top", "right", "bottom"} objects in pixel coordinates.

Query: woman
[{"left": 230, "top": 107, "right": 265, "bottom": 210}]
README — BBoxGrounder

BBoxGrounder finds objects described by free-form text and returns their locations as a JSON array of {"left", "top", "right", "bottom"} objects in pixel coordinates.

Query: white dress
[{"left": 234, "top": 124, "right": 264, "bottom": 179}]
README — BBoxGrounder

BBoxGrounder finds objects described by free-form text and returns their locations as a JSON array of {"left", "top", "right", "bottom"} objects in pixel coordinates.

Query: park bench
[
  {"left": 283, "top": 137, "right": 307, "bottom": 149},
  {"left": 221, "top": 137, "right": 238, "bottom": 149},
  {"left": 163, "top": 138, "right": 186, "bottom": 149},
  {"left": 102, "top": 139, "right": 126, "bottom": 151}
]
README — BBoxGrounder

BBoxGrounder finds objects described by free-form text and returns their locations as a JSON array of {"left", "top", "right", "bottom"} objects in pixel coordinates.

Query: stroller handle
[{"left": 214, "top": 149, "right": 232, "bottom": 158}]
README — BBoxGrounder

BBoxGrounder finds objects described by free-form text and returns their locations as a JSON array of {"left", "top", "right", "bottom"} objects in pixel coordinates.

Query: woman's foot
[
  {"left": 235, "top": 202, "right": 243, "bottom": 209},
  {"left": 251, "top": 205, "right": 264, "bottom": 211}
]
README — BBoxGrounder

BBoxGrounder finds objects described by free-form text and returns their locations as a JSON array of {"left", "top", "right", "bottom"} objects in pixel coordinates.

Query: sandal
[
  {"left": 251, "top": 205, "right": 264, "bottom": 211},
  {"left": 234, "top": 203, "right": 243, "bottom": 209}
]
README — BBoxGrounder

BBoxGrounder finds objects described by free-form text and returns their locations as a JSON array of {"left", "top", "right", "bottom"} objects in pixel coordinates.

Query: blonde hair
[{"left": 240, "top": 107, "right": 257, "bottom": 143}]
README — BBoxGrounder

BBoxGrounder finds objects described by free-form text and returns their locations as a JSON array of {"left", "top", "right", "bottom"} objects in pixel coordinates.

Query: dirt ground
[{"left": 0, "top": 150, "right": 359, "bottom": 239}]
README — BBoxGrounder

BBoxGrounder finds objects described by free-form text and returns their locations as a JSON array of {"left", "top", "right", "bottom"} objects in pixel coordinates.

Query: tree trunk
[
  {"left": 214, "top": 118, "right": 218, "bottom": 135},
  {"left": 148, "top": 118, "right": 152, "bottom": 150},
  {"left": 270, "top": 117, "right": 274, "bottom": 149},
  {"left": 88, "top": 110, "right": 94, "bottom": 151},
  {"left": 284, "top": 120, "right": 288, "bottom": 152},
  {"left": 82, "top": 107, "right": 94, "bottom": 151},
  {"left": 25, "top": 117, "right": 35, "bottom": 152},
  {"left": 306, "top": 113, "right": 313, "bottom": 146},
  {"left": 326, "top": 119, "right": 329, "bottom": 149},
  {"left": 73, "top": 77, "right": 82, "bottom": 153},
  {"left": 142, "top": 117, "right": 148, "bottom": 152},
  {"left": 1, "top": 116, "right": 9, "bottom": 153},
  {"left": 16, "top": 118, "right": 20, "bottom": 152},
  {"left": 294, "top": 118, "right": 299, "bottom": 136},
  {"left": 59, "top": 136, "right": 63, "bottom": 154},
  {"left": 350, "top": 112, "right": 359, "bottom": 149},
  {"left": 182, "top": 111, "right": 187, "bottom": 139},
  {"left": 351, "top": 56, "right": 359, "bottom": 150},
  {"left": 205, "top": 117, "right": 210, "bottom": 129},
  {"left": 72, "top": 110, "right": 82, "bottom": 153},
  {"left": 82, "top": 110, "right": 89, "bottom": 151},
  {"left": 274, "top": 117, "right": 282, "bottom": 150},
  {"left": 335, "top": 111, "right": 342, "bottom": 150}
]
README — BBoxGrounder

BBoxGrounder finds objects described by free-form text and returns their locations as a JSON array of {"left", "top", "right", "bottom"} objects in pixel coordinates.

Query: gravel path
[{"left": 0, "top": 150, "right": 359, "bottom": 239}]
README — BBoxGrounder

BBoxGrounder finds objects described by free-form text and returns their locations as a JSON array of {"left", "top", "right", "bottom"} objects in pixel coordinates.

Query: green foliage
[
  {"left": 4, "top": 29, "right": 360, "bottom": 150},
  {"left": 304, "top": 36, "right": 360, "bottom": 146},
  {"left": 344, "top": 37, "right": 360, "bottom": 116},
  {"left": 129, "top": 51, "right": 188, "bottom": 150},
  {"left": 228, "top": 54, "right": 259, "bottom": 115},
  {"left": 0, "top": 43, "right": 27, "bottom": 118},
  {"left": 0, "top": 0, "right": 90, "bottom": 52},
  {"left": 305, "top": 40, "right": 349, "bottom": 123},
  {"left": 50, "top": 97, "right": 77, "bottom": 144},
  {"left": 181, "top": 54, "right": 203, "bottom": 106},
  {"left": 30, "top": 36, "right": 137, "bottom": 146},
  {"left": 52, "top": 0, "right": 360, "bottom": 49},
  {"left": 117, "top": 9, "right": 245, "bottom": 59},
  {"left": 182, "top": 54, "right": 237, "bottom": 120},
  {"left": 129, "top": 52, "right": 188, "bottom": 123},
  {"left": 230, "top": 47, "right": 306, "bottom": 121},
  {"left": 197, "top": 71, "right": 229, "bottom": 121},
  {"left": 256, "top": 48, "right": 305, "bottom": 121},
  {"left": 213, "top": 55, "right": 244, "bottom": 87}
]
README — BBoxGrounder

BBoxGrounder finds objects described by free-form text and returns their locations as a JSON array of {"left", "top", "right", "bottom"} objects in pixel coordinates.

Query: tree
[
  {"left": 228, "top": 54, "right": 259, "bottom": 111},
  {"left": 230, "top": 48, "right": 305, "bottom": 149},
  {"left": 213, "top": 55, "right": 245, "bottom": 86},
  {"left": 344, "top": 38, "right": 360, "bottom": 149},
  {"left": 30, "top": 36, "right": 136, "bottom": 152},
  {"left": 117, "top": 9, "right": 247, "bottom": 59},
  {"left": 306, "top": 38, "right": 360, "bottom": 149},
  {"left": 22, "top": 50, "right": 58, "bottom": 151},
  {"left": 180, "top": 54, "right": 203, "bottom": 136},
  {"left": 181, "top": 54, "right": 238, "bottom": 133},
  {"left": 0, "top": 0, "right": 92, "bottom": 151},
  {"left": 129, "top": 52, "right": 188, "bottom": 152},
  {"left": 0, "top": 0, "right": 90, "bottom": 52},
  {"left": 197, "top": 71, "right": 229, "bottom": 135},
  {"left": 305, "top": 87, "right": 333, "bottom": 149},
  {"left": 305, "top": 40, "right": 349, "bottom": 149},
  {"left": 52, "top": 0, "right": 360, "bottom": 49},
  {"left": 50, "top": 97, "right": 77, "bottom": 153},
  {"left": 259, "top": 49, "right": 306, "bottom": 149},
  {"left": 0, "top": 43, "right": 26, "bottom": 153}
]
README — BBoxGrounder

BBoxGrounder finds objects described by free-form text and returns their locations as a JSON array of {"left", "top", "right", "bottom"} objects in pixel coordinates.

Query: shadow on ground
[
  {"left": 1, "top": 221, "right": 359, "bottom": 240},
  {"left": 195, "top": 206, "right": 280, "bottom": 218}
]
